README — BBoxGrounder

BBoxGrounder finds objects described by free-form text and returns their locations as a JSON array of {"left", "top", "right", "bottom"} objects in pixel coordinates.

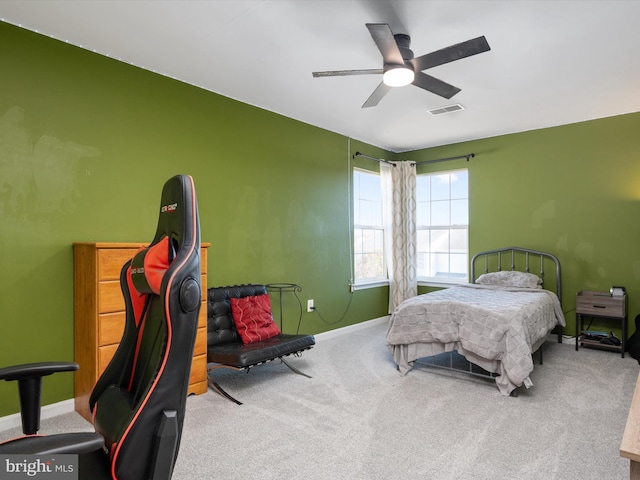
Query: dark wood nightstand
[{"left": 575, "top": 290, "right": 627, "bottom": 357}]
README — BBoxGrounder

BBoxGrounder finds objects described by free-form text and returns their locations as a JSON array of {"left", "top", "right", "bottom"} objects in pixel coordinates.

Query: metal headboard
[{"left": 470, "top": 246, "right": 562, "bottom": 304}]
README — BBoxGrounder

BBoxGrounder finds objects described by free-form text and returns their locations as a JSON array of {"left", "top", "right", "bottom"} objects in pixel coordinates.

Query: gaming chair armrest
[
  {"left": 0, "top": 432, "right": 104, "bottom": 455},
  {"left": 0, "top": 362, "right": 79, "bottom": 435},
  {"left": 0, "top": 361, "right": 79, "bottom": 381}
]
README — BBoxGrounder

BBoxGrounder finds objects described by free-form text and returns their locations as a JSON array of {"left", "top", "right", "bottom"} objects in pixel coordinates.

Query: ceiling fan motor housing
[{"left": 394, "top": 34, "right": 414, "bottom": 61}]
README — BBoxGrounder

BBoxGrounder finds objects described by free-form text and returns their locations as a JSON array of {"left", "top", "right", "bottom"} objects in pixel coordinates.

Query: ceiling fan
[{"left": 312, "top": 23, "right": 491, "bottom": 108}]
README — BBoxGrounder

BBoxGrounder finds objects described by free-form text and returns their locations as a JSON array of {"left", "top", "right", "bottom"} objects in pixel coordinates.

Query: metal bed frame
[{"left": 413, "top": 246, "right": 563, "bottom": 394}]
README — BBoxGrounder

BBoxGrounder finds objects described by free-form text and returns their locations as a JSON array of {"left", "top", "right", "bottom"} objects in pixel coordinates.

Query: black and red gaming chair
[{"left": 0, "top": 174, "right": 201, "bottom": 480}]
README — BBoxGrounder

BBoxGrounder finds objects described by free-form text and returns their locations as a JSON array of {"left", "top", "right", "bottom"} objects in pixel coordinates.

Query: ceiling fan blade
[
  {"left": 412, "top": 72, "right": 461, "bottom": 99},
  {"left": 312, "top": 69, "right": 383, "bottom": 78},
  {"left": 362, "top": 82, "right": 392, "bottom": 108},
  {"left": 366, "top": 23, "right": 404, "bottom": 65},
  {"left": 411, "top": 36, "right": 490, "bottom": 71}
]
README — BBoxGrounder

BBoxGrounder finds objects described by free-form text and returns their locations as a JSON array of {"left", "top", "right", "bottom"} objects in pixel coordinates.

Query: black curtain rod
[
  {"left": 353, "top": 151, "right": 475, "bottom": 167},
  {"left": 352, "top": 151, "right": 395, "bottom": 166},
  {"left": 412, "top": 153, "right": 475, "bottom": 166}
]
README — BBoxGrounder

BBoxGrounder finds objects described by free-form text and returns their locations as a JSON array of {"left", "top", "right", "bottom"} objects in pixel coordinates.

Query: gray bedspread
[{"left": 386, "top": 284, "right": 565, "bottom": 395}]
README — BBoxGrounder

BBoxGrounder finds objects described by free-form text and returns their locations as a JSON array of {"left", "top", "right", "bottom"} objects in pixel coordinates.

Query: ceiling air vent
[{"left": 428, "top": 104, "right": 465, "bottom": 116}]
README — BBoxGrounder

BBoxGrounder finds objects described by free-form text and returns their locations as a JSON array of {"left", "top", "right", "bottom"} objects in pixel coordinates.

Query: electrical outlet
[{"left": 307, "top": 299, "right": 314, "bottom": 312}]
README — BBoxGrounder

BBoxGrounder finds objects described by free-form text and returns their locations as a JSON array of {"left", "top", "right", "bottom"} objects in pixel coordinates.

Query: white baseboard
[
  {"left": 0, "top": 399, "right": 75, "bottom": 433},
  {"left": 315, "top": 315, "right": 390, "bottom": 342}
]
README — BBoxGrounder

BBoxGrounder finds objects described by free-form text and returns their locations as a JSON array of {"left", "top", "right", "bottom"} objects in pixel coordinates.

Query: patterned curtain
[{"left": 381, "top": 161, "right": 417, "bottom": 313}]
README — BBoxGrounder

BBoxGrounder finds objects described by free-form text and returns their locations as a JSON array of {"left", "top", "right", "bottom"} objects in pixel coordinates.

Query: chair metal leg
[
  {"left": 280, "top": 357, "right": 312, "bottom": 378},
  {"left": 206, "top": 357, "right": 311, "bottom": 405},
  {"left": 207, "top": 365, "right": 243, "bottom": 405},
  {"left": 207, "top": 377, "right": 243, "bottom": 405}
]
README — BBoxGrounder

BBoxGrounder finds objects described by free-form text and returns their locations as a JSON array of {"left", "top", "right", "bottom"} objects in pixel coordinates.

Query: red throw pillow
[{"left": 230, "top": 294, "right": 281, "bottom": 344}]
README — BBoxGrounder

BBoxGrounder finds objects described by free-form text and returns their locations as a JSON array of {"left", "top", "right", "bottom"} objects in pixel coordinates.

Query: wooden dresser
[{"left": 73, "top": 242, "right": 209, "bottom": 422}]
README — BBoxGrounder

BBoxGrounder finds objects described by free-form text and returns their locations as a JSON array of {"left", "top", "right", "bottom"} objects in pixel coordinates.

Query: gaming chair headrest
[
  {"left": 129, "top": 175, "right": 199, "bottom": 297},
  {"left": 152, "top": 175, "right": 199, "bottom": 253}
]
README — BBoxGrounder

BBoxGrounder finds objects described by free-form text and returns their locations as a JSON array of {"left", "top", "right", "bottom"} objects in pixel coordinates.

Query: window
[
  {"left": 416, "top": 169, "right": 469, "bottom": 283},
  {"left": 353, "top": 168, "right": 386, "bottom": 284}
]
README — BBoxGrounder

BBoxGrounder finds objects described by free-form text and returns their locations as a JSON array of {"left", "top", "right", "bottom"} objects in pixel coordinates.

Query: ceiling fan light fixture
[{"left": 383, "top": 65, "right": 414, "bottom": 87}]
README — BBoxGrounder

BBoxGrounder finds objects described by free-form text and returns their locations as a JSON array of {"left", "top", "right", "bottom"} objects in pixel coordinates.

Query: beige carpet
[{"left": 2, "top": 321, "right": 638, "bottom": 479}]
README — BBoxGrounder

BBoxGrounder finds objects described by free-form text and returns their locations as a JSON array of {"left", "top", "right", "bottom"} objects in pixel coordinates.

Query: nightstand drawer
[{"left": 576, "top": 290, "right": 625, "bottom": 318}]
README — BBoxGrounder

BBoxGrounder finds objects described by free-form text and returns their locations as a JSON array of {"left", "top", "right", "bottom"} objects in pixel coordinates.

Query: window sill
[
  {"left": 353, "top": 280, "right": 469, "bottom": 290},
  {"left": 351, "top": 280, "right": 389, "bottom": 291},
  {"left": 418, "top": 280, "right": 470, "bottom": 288}
]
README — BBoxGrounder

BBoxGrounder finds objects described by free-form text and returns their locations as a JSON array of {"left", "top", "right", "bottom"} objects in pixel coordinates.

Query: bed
[{"left": 386, "top": 247, "right": 565, "bottom": 396}]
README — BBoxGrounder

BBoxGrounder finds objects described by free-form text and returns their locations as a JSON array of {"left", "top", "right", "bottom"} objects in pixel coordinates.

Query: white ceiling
[{"left": 2, "top": 0, "right": 640, "bottom": 152}]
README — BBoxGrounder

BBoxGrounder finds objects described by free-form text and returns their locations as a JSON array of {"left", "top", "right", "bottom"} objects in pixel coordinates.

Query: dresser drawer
[
  {"left": 189, "top": 354, "right": 207, "bottom": 386},
  {"left": 193, "top": 327, "right": 207, "bottom": 356},
  {"left": 99, "top": 311, "right": 125, "bottom": 346},
  {"left": 99, "top": 281, "right": 125, "bottom": 313},
  {"left": 98, "top": 344, "right": 118, "bottom": 374},
  {"left": 98, "top": 248, "right": 140, "bottom": 280},
  {"left": 198, "top": 302, "right": 207, "bottom": 328},
  {"left": 576, "top": 291, "right": 625, "bottom": 318}
]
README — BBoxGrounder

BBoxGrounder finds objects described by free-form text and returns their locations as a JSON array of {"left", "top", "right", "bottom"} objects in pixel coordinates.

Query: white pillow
[{"left": 475, "top": 271, "right": 542, "bottom": 289}]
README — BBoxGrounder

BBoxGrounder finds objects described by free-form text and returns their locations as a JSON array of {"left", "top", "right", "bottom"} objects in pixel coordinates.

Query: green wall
[
  {"left": 2, "top": 20, "right": 640, "bottom": 418},
  {"left": 0, "top": 22, "right": 388, "bottom": 417},
  {"left": 402, "top": 113, "right": 640, "bottom": 337}
]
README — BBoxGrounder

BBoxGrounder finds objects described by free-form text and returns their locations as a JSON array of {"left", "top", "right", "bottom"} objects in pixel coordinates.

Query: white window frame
[
  {"left": 416, "top": 168, "right": 469, "bottom": 285},
  {"left": 352, "top": 167, "right": 388, "bottom": 289}
]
